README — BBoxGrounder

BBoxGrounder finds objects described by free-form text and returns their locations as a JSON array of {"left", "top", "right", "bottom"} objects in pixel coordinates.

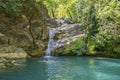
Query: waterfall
[
  {"left": 45, "top": 28, "right": 55, "bottom": 56},
  {"left": 45, "top": 18, "right": 85, "bottom": 57}
]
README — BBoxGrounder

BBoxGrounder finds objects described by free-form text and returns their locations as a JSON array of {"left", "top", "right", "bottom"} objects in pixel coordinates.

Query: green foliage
[
  {"left": 94, "top": 23, "right": 120, "bottom": 46},
  {"left": 94, "top": 0, "right": 120, "bottom": 54},
  {"left": 43, "top": 0, "right": 120, "bottom": 56},
  {"left": 0, "top": 0, "right": 22, "bottom": 16},
  {"left": 94, "top": 23, "right": 120, "bottom": 54},
  {"left": 0, "top": 0, "right": 119, "bottom": 57},
  {"left": 88, "top": 38, "right": 96, "bottom": 54},
  {"left": 64, "top": 38, "right": 86, "bottom": 56},
  {"left": 75, "top": 0, "right": 120, "bottom": 56},
  {"left": 76, "top": 0, "right": 99, "bottom": 35},
  {"left": 72, "top": 38, "right": 86, "bottom": 55},
  {"left": 43, "top": 0, "right": 78, "bottom": 18}
]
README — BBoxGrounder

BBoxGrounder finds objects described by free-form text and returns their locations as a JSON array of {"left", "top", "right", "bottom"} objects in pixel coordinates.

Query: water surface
[{"left": 0, "top": 57, "right": 120, "bottom": 80}]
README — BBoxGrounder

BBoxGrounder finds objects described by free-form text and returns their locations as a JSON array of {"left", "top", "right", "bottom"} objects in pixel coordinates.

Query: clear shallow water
[{"left": 0, "top": 57, "right": 120, "bottom": 80}]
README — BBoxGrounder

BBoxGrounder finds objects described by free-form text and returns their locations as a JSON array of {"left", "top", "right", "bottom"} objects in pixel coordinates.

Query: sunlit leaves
[
  {"left": 94, "top": 0, "right": 120, "bottom": 53},
  {"left": 43, "top": 0, "right": 78, "bottom": 18},
  {"left": 95, "top": 23, "right": 120, "bottom": 45},
  {"left": 98, "top": 0, "right": 120, "bottom": 23}
]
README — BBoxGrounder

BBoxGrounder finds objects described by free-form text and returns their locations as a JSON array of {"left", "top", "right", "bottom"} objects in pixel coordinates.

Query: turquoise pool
[{"left": 0, "top": 56, "right": 120, "bottom": 80}]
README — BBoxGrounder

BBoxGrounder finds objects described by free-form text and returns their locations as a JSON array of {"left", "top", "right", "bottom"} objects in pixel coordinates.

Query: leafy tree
[
  {"left": 75, "top": 0, "right": 99, "bottom": 54},
  {"left": 94, "top": 0, "right": 120, "bottom": 54},
  {"left": 43, "top": 0, "right": 78, "bottom": 18}
]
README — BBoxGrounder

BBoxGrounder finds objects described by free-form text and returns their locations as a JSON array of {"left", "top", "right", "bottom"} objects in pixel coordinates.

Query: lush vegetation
[
  {"left": 43, "top": 0, "right": 120, "bottom": 57},
  {"left": 0, "top": 0, "right": 120, "bottom": 58},
  {"left": 0, "top": 1, "right": 120, "bottom": 79}
]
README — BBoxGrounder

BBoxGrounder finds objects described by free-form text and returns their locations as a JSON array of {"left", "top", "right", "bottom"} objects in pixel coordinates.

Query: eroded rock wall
[{"left": 0, "top": 0, "right": 49, "bottom": 58}]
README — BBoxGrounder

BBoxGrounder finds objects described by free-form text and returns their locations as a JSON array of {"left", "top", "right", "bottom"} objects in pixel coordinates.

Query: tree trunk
[
  {"left": 84, "top": 27, "right": 89, "bottom": 55},
  {"left": 85, "top": 36, "right": 89, "bottom": 54},
  {"left": 67, "top": 9, "right": 72, "bottom": 19},
  {"left": 51, "top": 8, "right": 55, "bottom": 18},
  {"left": 28, "top": 25, "right": 37, "bottom": 49}
]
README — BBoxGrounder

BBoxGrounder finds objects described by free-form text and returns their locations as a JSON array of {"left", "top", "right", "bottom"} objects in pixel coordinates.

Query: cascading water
[
  {"left": 45, "top": 18, "right": 85, "bottom": 57},
  {"left": 45, "top": 28, "right": 55, "bottom": 56}
]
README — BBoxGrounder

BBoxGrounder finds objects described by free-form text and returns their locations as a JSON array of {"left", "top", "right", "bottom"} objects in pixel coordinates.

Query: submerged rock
[
  {"left": 0, "top": 58, "right": 13, "bottom": 69},
  {"left": 0, "top": 58, "right": 25, "bottom": 71}
]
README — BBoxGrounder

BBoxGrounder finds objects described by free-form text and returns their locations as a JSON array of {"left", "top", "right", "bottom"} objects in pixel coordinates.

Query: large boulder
[{"left": 0, "top": 46, "right": 27, "bottom": 59}]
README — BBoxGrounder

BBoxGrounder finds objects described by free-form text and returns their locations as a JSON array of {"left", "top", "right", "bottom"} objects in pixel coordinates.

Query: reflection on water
[{"left": 0, "top": 57, "right": 120, "bottom": 80}]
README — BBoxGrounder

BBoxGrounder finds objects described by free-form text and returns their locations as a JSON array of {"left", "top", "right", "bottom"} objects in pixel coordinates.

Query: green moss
[{"left": 31, "top": 48, "right": 44, "bottom": 57}]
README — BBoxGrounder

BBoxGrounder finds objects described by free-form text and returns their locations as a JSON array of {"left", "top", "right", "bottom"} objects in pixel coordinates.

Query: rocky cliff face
[
  {"left": 46, "top": 18, "right": 85, "bottom": 56},
  {"left": 0, "top": 1, "right": 49, "bottom": 58}
]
